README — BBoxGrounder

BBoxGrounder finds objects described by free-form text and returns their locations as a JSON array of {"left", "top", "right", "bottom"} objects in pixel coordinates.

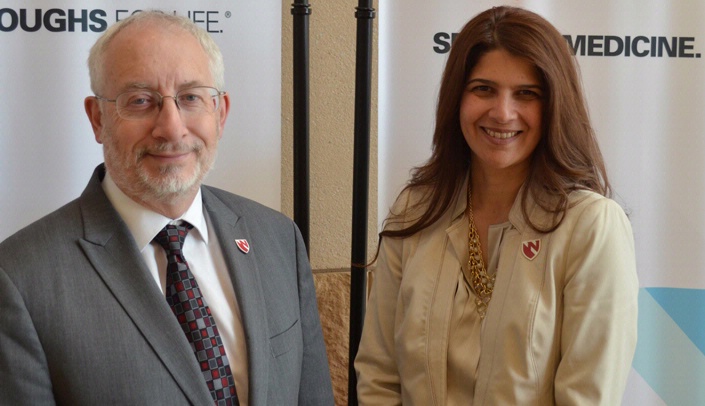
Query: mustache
[{"left": 137, "top": 141, "right": 204, "bottom": 159}]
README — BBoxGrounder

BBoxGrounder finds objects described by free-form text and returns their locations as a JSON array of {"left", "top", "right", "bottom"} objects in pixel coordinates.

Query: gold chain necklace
[{"left": 467, "top": 185, "right": 496, "bottom": 320}]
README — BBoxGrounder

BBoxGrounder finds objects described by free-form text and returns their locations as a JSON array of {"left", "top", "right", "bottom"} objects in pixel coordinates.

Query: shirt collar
[{"left": 102, "top": 171, "right": 209, "bottom": 251}]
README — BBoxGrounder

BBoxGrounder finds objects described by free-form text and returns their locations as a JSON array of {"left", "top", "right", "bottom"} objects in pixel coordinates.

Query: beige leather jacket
[{"left": 355, "top": 181, "right": 638, "bottom": 405}]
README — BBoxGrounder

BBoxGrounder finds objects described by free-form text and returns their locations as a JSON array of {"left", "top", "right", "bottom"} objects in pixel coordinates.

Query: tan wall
[{"left": 281, "top": 1, "right": 378, "bottom": 404}]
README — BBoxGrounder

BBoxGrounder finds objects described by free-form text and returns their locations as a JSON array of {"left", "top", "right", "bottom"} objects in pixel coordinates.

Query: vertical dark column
[
  {"left": 349, "top": 1, "right": 375, "bottom": 404},
  {"left": 291, "top": 0, "right": 311, "bottom": 251}
]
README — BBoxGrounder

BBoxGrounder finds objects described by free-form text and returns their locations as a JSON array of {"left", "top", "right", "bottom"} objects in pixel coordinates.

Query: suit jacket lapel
[
  {"left": 77, "top": 166, "right": 213, "bottom": 405},
  {"left": 203, "top": 187, "right": 270, "bottom": 405},
  {"left": 447, "top": 177, "right": 469, "bottom": 274}
]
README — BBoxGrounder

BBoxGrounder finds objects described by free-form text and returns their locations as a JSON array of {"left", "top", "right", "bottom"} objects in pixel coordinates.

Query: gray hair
[{"left": 88, "top": 10, "right": 225, "bottom": 94}]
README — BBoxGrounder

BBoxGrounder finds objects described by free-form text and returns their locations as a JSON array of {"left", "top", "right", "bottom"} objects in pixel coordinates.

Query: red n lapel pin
[
  {"left": 522, "top": 239, "right": 540, "bottom": 260},
  {"left": 235, "top": 239, "right": 250, "bottom": 254}
]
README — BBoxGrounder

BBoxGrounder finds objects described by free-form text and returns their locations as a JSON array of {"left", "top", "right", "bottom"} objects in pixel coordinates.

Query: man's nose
[{"left": 151, "top": 96, "right": 187, "bottom": 140}]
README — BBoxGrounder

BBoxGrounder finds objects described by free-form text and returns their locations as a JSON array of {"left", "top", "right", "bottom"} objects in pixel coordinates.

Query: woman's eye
[
  {"left": 516, "top": 89, "right": 541, "bottom": 100},
  {"left": 470, "top": 85, "right": 493, "bottom": 95}
]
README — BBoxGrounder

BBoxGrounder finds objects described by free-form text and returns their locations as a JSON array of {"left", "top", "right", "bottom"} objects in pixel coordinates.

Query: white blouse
[{"left": 446, "top": 221, "right": 512, "bottom": 405}]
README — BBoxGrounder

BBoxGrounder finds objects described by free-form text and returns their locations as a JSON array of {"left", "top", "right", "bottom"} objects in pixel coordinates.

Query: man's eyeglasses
[{"left": 94, "top": 86, "right": 226, "bottom": 120}]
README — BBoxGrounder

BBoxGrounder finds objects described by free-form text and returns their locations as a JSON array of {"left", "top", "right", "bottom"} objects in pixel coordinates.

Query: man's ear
[
  {"left": 217, "top": 92, "right": 231, "bottom": 139},
  {"left": 85, "top": 96, "right": 105, "bottom": 144}
]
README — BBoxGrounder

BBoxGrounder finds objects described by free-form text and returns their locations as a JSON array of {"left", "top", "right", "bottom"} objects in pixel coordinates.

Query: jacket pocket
[{"left": 269, "top": 318, "right": 300, "bottom": 358}]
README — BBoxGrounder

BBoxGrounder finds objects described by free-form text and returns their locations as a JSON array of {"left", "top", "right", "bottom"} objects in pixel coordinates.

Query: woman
[{"left": 355, "top": 6, "right": 638, "bottom": 405}]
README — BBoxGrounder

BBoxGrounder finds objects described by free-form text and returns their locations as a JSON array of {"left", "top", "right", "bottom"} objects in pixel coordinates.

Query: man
[{"left": 0, "top": 11, "right": 333, "bottom": 406}]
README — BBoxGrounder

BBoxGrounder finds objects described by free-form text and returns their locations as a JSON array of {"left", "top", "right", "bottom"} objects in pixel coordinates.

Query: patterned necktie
[{"left": 153, "top": 223, "right": 239, "bottom": 406}]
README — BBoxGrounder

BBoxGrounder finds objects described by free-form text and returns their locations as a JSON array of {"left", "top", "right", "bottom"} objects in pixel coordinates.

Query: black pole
[
  {"left": 349, "top": 1, "right": 375, "bottom": 404},
  {"left": 291, "top": 1, "right": 311, "bottom": 251}
]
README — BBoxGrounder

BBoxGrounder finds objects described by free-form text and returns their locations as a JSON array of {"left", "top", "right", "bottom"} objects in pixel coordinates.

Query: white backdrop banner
[
  {"left": 0, "top": 1, "right": 281, "bottom": 241},
  {"left": 379, "top": 1, "right": 705, "bottom": 404}
]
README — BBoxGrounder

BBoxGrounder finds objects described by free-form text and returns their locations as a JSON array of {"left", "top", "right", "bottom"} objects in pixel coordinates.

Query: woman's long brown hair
[{"left": 380, "top": 6, "right": 610, "bottom": 243}]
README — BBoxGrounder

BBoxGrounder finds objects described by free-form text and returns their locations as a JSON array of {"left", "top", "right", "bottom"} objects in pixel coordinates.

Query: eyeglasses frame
[{"left": 94, "top": 86, "right": 226, "bottom": 120}]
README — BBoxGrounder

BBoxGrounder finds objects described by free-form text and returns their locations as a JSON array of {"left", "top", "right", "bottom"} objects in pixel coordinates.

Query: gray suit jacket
[{"left": 0, "top": 165, "right": 334, "bottom": 405}]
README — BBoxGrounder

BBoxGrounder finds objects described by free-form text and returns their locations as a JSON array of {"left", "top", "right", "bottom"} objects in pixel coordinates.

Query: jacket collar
[
  {"left": 449, "top": 172, "right": 559, "bottom": 236},
  {"left": 77, "top": 164, "right": 221, "bottom": 405},
  {"left": 508, "top": 186, "right": 566, "bottom": 235}
]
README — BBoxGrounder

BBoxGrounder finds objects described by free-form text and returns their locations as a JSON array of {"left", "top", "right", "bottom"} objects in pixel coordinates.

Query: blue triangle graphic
[{"left": 646, "top": 287, "right": 705, "bottom": 357}]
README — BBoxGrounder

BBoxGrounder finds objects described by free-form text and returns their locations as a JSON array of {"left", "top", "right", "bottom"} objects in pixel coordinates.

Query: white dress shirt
[{"left": 102, "top": 172, "right": 249, "bottom": 405}]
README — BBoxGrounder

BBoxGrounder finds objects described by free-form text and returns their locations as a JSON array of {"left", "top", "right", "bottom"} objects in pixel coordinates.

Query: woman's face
[{"left": 460, "top": 48, "right": 543, "bottom": 177}]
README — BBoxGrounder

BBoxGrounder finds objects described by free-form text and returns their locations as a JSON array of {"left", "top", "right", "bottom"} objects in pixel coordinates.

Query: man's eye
[
  {"left": 123, "top": 93, "right": 155, "bottom": 107},
  {"left": 178, "top": 93, "right": 205, "bottom": 106}
]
